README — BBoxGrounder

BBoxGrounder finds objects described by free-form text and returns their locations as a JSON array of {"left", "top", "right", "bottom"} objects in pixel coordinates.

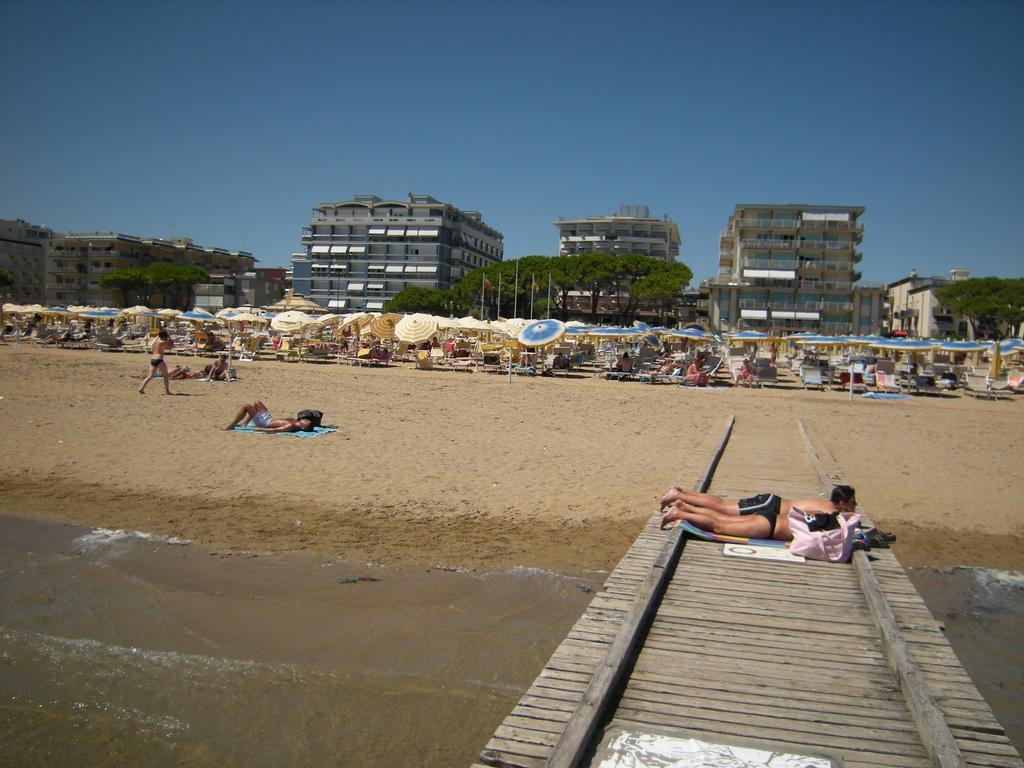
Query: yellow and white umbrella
[
  {"left": 394, "top": 313, "right": 439, "bottom": 343},
  {"left": 158, "top": 308, "right": 182, "bottom": 318},
  {"left": 270, "top": 310, "right": 315, "bottom": 334},
  {"left": 369, "top": 313, "right": 402, "bottom": 339}
]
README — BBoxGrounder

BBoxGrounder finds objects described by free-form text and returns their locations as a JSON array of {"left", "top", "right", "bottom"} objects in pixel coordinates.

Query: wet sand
[{"left": 1, "top": 345, "right": 1022, "bottom": 572}]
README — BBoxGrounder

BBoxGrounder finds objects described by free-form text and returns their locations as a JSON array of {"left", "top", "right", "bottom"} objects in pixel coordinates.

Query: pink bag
[{"left": 788, "top": 507, "right": 861, "bottom": 563}]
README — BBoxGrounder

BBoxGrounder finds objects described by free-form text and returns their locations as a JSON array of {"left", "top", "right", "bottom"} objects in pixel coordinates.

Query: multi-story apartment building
[
  {"left": 47, "top": 232, "right": 254, "bottom": 307},
  {"left": 290, "top": 194, "right": 503, "bottom": 312},
  {"left": 888, "top": 269, "right": 972, "bottom": 339},
  {"left": 193, "top": 267, "right": 288, "bottom": 311},
  {"left": 703, "top": 204, "right": 885, "bottom": 335},
  {"left": 554, "top": 204, "right": 680, "bottom": 262},
  {"left": 0, "top": 218, "right": 55, "bottom": 304}
]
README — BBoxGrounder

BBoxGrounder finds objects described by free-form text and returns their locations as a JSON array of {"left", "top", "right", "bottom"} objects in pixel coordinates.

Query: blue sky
[{"left": 2, "top": 0, "right": 1022, "bottom": 285}]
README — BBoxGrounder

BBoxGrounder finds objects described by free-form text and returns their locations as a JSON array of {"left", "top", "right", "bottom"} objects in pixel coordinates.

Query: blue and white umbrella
[
  {"left": 564, "top": 325, "right": 595, "bottom": 336},
  {"left": 936, "top": 340, "right": 987, "bottom": 352},
  {"left": 518, "top": 319, "right": 566, "bottom": 347},
  {"left": 589, "top": 327, "right": 638, "bottom": 338},
  {"left": 42, "top": 307, "right": 75, "bottom": 316},
  {"left": 989, "top": 338, "right": 1024, "bottom": 355},
  {"left": 728, "top": 330, "right": 774, "bottom": 342},
  {"left": 869, "top": 338, "right": 935, "bottom": 352},
  {"left": 669, "top": 328, "right": 709, "bottom": 340},
  {"left": 178, "top": 310, "right": 218, "bottom": 323},
  {"left": 793, "top": 335, "right": 852, "bottom": 346},
  {"left": 78, "top": 309, "right": 120, "bottom": 319},
  {"left": 631, "top": 321, "right": 661, "bottom": 347}
]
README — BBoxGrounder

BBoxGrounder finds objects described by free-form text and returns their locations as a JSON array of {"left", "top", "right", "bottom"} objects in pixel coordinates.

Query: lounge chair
[
  {"left": 874, "top": 372, "right": 903, "bottom": 394},
  {"left": 833, "top": 370, "right": 867, "bottom": 393},
  {"left": 908, "top": 374, "right": 943, "bottom": 396},
  {"left": 1008, "top": 372, "right": 1023, "bottom": 393},
  {"left": 801, "top": 366, "right": 825, "bottom": 390},
  {"left": 753, "top": 364, "right": 778, "bottom": 388},
  {"left": 963, "top": 373, "right": 1012, "bottom": 400}
]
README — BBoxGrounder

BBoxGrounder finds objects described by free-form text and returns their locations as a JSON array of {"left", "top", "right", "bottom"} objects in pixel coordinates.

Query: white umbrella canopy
[
  {"left": 313, "top": 313, "right": 343, "bottom": 327},
  {"left": 121, "top": 305, "right": 153, "bottom": 316},
  {"left": 158, "top": 308, "right": 182, "bottom": 318},
  {"left": 271, "top": 310, "right": 315, "bottom": 333},
  {"left": 339, "top": 311, "right": 371, "bottom": 331},
  {"left": 455, "top": 316, "right": 492, "bottom": 333},
  {"left": 395, "top": 313, "right": 439, "bottom": 343},
  {"left": 223, "top": 311, "right": 264, "bottom": 325}
]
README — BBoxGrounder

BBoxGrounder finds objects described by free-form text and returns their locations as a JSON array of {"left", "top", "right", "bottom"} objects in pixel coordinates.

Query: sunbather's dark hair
[
  {"left": 831, "top": 485, "right": 856, "bottom": 505},
  {"left": 158, "top": 329, "right": 169, "bottom": 340}
]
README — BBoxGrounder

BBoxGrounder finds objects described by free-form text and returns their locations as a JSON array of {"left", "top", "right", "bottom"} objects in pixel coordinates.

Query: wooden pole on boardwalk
[
  {"left": 797, "top": 418, "right": 966, "bottom": 768},
  {"left": 543, "top": 417, "right": 736, "bottom": 768}
]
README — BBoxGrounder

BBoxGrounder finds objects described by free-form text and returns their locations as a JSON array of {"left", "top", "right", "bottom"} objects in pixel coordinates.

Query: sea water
[{"left": 1, "top": 516, "right": 1021, "bottom": 766}]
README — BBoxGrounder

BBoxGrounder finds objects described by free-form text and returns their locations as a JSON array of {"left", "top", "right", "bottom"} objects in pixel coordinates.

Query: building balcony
[
  {"left": 740, "top": 239, "right": 797, "bottom": 250},
  {"left": 735, "top": 218, "right": 800, "bottom": 230},
  {"left": 894, "top": 308, "right": 919, "bottom": 319},
  {"left": 744, "top": 258, "right": 798, "bottom": 271},
  {"left": 798, "top": 219, "right": 865, "bottom": 234},
  {"left": 852, "top": 250, "right": 863, "bottom": 263},
  {"left": 800, "top": 280, "right": 853, "bottom": 292},
  {"left": 821, "top": 321, "right": 853, "bottom": 333}
]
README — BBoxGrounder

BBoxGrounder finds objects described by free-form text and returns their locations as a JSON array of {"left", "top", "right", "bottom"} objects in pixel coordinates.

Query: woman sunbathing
[
  {"left": 223, "top": 401, "right": 317, "bottom": 433},
  {"left": 658, "top": 485, "right": 860, "bottom": 542}
]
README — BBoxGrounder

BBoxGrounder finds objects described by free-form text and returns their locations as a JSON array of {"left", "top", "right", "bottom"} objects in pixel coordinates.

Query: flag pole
[
  {"left": 546, "top": 274, "right": 552, "bottom": 319},
  {"left": 496, "top": 272, "right": 502, "bottom": 319},
  {"left": 529, "top": 274, "right": 535, "bottom": 320},
  {"left": 479, "top": 274, "right": 485, "bottom": 319},
  {"left": 513, "top": 259, "right": 519, "bottom": 318}
]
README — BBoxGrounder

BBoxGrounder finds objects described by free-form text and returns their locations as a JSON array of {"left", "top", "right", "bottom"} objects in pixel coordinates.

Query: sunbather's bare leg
[
  {"left": 660, "top": 488, "right": 740, "bottom": 514},
  {"left": 224, "top": 401, "right": 262, "bottom": 430},
  {"left": 661, "top": 502, "right": 770, "bottom": 538}
]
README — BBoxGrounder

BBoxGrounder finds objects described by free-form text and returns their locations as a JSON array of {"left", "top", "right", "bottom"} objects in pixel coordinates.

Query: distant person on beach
[
  {"left": 684, "top": 354, "right": 708, "bottom": 386},
  {"left": 138, "top": 330, "right": 174, "bottom": 395},
  {"left": 617, "top": 351, "right": 633, "bottom": 372},
  {"left": 204, "top": 354, "right": 232, "bottom": 381},
  {"left": 223, "top": 401, "right": 319, "bottom": 432},
  {"left": 658, "top": 485, "right": 860, "bottom": 542}
]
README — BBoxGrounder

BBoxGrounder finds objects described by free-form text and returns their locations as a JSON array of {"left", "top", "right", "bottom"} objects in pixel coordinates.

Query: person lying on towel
[
  {"left": 659, "top": 485, "right": 861, "bottom": 542},
  {"left": 223, "top": 401, "right": 321, "bottom": 433}
]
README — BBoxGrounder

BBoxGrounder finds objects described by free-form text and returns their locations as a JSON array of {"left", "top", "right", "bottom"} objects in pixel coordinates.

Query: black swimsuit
[
  {"left": 737, "top": 493, "right": 782, "bottom": 537},
  {"left": 150, "top": 358, "right": 163, "bottom": 368}
]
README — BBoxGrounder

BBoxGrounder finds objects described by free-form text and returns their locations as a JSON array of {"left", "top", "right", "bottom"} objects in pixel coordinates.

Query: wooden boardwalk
[{"left": 474, "top": 417, "right": 1022, "bottom": 768}]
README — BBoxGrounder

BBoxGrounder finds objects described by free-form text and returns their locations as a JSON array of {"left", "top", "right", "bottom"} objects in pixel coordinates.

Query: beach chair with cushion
[
  {"left": 1008, "top": 371, "right": 1023, "bottom": 393},
  {"left": 908, "top": 374, "right": 943, "bottom": 396},
  {"left": 801, "top": 366, "right": 825, "bottom": 390},
  {"left": 874, "top": 372, "right": 903, "bottom": 394},
  {"left": 833, "top": 370, "right": 868, "bottom": 393}
]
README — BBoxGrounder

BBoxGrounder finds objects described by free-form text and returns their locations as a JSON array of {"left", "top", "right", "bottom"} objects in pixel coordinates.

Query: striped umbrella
[
  {"left": 369, "top": 313, "right": 402, "bottom": 339},
  {"left": 179, "top": 310, "right": 218, "bottom": 323},
  {"left": 668, "top": 328, "right": 709, "bottom": 340},
  {"left": 395, "top": 313, "right": 439, "bottom": 343},
  {"left": 270, "top": 310, "right": 315, "bottom": 333}
]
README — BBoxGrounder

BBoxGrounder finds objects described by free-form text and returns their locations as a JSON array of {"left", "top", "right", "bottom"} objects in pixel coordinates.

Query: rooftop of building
[
  {"left": 312, "top": 194, "right": 503, "bottom": 239},
  {"left": 57, "top": 232, "right": 253, "bottom": 259},
  {"left": 734, "top": 203, "right": 866, "bottom": 215}
]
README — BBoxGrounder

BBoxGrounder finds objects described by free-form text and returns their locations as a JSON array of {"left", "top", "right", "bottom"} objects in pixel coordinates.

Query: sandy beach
[{"left": 1, "top": 345, "right": 1022, "bottom": 572}]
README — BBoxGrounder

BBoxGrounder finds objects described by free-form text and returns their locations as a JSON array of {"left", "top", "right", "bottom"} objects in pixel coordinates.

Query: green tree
[
  {"left": 937, "top": 277, "right": 1023, "bottom": 338},
  {"left": 384, "top": 286, "right": 453, "bottom": 315},
  {"left": 577, "top": 253, "right": 618, "bottom": 320},
  {"left": 0, "top": 268, "right": 11, "bottom": 290},
  {"left": 547, "top": 255, "right": 585, "bottom": 321},
  {"left": 146, "top": 264, "right": 209, "bottom": 310},
  {"left": 604, "top": 253, "right": 659, "bottom": 324},
  {"left": 99, "top": 268, "right": 150, "bottom": 307},
  {"left": 631, "top": 262, "right": 694, "bottom": 324},
  {"left": 0, "top": 269, "right": 12, "bottom": 338}
]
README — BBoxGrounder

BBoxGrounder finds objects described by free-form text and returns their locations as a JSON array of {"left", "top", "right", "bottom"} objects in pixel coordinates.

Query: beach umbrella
[
  {"left": 455, "top": 316, "right": 493, "bottom": 333},
  {"left": 517, "top": 318, "right": 566, "bottom": 347},
  {"left": 270, "top": 310, "right": 315, "bottom": 333},
  {"left": 215, "top": 307, "right": 239, "bottom": 319},
  {"left": 394, "top": 313, "right": 439, "bottom": 343},
  {"left": 991, "top": 338, "right": 1024, "bottom": 354},
  {"left": 224, "top": 311, "right": 264, "bottom": 325},
  {"left": 728, "top": 330, "right": 774, "bottom": 342},
  {"left": 564, "top": 325, "right": 595, "bottom": 337},
  {"left": 369, "top": 313, "right": 402, "bottom": 339},
  {"left": 42, "top": 307, "right": 75, "bottom": 317},
  {"left": 869, "top": 338, "right": 935, "bottom": 352},
  {"left": 121, "top": 305, "right": 153, "bottom": 316},
  {"left": 178, "top": 309, "right": 218, "bottom": 324},
  {"left": 587, "top": 327, "right": 638, "bottom": 338},
  {"left": 668, "top": 328, "right": 709, "bottom": 340},
  {"left": 158, "top": 308, "right": 182, "bottom": 319},
  {"left": 793, "top": 335, "right": 851, "bottom": 346},
  {"left": 78, "top": 309, "right": 120, "bottom": 319},
  {"left": 313, "top": 313, "right": 343, "bottom": 327},
  {"left": 937, "top": 340, "right": 987, "bottom": 353}
]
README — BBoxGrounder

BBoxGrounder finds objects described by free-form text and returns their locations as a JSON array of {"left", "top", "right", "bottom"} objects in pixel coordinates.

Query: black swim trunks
[{"left": 737, "top": 493, "right": 781, "bottom": 537}]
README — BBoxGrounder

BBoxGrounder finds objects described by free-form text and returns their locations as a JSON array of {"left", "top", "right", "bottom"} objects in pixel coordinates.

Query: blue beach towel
[
  {"left": 862, "top": 392, "right": 910, "bottom": 400},
  {"left": 230, "top": 425, "right": 337, "bottom": 439}
]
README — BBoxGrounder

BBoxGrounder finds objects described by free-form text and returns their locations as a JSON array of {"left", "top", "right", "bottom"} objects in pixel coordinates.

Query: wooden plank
[{"left": 538, "top": 416, "right": 736, "bottom": 768}]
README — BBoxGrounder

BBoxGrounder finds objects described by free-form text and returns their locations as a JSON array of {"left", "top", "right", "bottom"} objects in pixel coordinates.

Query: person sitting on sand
[
  {"left": 658, "top": 485, "right": 861, "bottom": 542},
  {"left": 139, "top": 329, "right": 174, "bottom": 395},
  {"left": 737, "top": 358, "right": 754, "bottom": 386},
  {"left": 617, "top": 351, "right": 633, "bottom": 373},
  {"left": 203, "top": 354, "right": 232, "bottom": 381},
  {"left": 223, "top": 401, "right": 317, "bottom": 432}
]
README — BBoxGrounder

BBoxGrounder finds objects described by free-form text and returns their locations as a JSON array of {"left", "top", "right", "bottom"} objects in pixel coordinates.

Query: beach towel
[
  {"left": 230, "top": 425, "right": 337, "bottom": 439},
  {"left": 670, "top": 519, "right": 789, "bottom": 548},
  {"left": 862, "top": 392, "right": 910, "bottom": 400}
]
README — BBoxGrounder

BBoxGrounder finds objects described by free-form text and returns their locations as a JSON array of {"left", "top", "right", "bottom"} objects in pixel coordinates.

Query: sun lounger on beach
[
  {"left": 874, "top": 372, "right": 902, "bottom": 393},
  {"left": 963, "top": 373, "right": 1012, "bottom": 400},
  {"left": 800, "top": 366, "right": 825, "bottom": 390},
  {"left": 909, "top": 374, "right": 944, "bottom": 396}
]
